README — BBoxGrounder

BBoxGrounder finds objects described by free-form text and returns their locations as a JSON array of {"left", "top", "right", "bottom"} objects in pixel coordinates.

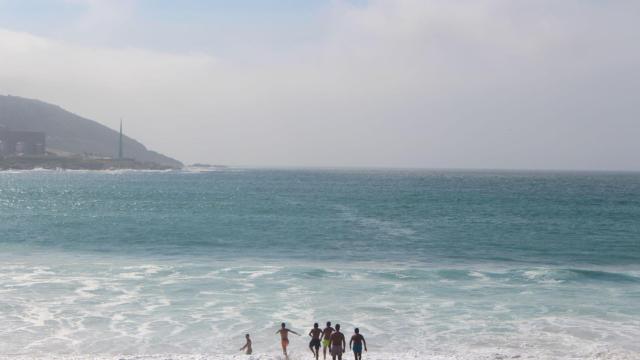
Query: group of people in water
[{"left": 240, "top": 321, "right": 368, "bottom": 360}]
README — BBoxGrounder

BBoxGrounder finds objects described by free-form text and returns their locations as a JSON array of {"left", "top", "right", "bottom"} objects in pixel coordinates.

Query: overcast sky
[{"left": 1, "top": 0, "right": 639, "bottom": 170}]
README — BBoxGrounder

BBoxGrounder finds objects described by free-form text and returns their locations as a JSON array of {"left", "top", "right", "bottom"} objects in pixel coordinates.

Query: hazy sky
[{"left": 1, "top": 0, "right": 639, "bottom": 170}]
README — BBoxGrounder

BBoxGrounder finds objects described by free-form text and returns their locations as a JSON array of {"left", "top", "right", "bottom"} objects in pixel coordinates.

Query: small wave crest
[{"left": 520, "top": 268, "right": 640, "bottom": 284}]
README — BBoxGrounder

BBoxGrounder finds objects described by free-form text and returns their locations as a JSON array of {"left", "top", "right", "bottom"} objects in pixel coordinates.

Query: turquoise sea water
[{"left": 1, "top": 169, "right": 639, "bottom": 359}]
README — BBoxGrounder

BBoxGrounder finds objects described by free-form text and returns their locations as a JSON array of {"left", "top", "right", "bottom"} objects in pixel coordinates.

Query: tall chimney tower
[{"left": 118, "top": 119, "right": 123, "bottom": 159}]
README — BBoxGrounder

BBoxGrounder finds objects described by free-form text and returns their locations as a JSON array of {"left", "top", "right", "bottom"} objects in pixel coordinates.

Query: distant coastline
[
  {"left": 0, "top": 154, "right": 180, "bottom": 171},
  {"left": 1, "top": 95, "right": 183, "bottom": 169}
]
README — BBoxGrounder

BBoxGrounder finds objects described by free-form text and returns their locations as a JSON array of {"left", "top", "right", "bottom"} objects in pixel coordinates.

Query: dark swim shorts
[{"left": 309, "top": 338, "right": 321, "bottom": 349}]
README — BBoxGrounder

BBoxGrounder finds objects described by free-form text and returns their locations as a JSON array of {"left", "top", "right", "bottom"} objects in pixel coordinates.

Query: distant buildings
[{"left": 0, "top": 129, "right": 46, "bottom": 156}]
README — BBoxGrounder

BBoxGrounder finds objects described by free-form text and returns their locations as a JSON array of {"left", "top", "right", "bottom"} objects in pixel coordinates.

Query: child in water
[{"left": 239, "top": 333, "right": 252, "bottom": 355}]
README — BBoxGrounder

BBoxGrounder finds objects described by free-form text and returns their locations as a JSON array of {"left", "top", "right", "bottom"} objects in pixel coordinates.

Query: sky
[{"left": 0, "top": 0, "right": 639, "bottom": 170}]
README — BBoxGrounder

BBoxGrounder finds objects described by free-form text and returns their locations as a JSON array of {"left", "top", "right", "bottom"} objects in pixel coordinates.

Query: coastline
[{"left": 0, "top": 155, "right": 180, "bottom": 171}]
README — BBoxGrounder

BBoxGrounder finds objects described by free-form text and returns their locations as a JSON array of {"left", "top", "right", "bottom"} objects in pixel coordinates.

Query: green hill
[{"left": 0, "top": 95, "right": 182, "bottom": 168}]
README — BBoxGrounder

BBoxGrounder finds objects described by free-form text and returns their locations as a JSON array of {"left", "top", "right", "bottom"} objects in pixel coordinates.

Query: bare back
[
  {"left": 322, "top": 327, "right": 334, "bottom": 340},
  {"left": 278, "top": 329, "right": 291, "bottom": 341},
  {"left": 330, "top": 331, "right": 345, "bottom": 347},
  {"left": 310, "top": 328, "right": 322, "bottom": 339}
]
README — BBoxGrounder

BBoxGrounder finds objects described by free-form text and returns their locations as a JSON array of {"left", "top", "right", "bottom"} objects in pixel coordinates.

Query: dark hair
[
  {"left": 281, "top": 322, "right": 286, "bottom": 327},
  {"left": 335, "top": 324, "right": 341, "bottom": 330},
  {"left": 327, "top": 321, "right": 331, "bottom": 326},
  {"left": 246, "top": 333, "right": 250, "bottom": 337},
  {"left": 314, "top": 323, "right": 319, "bottom": 327},
  {"left": 355, "top": 328, "right": 359, "bottom": 333}
]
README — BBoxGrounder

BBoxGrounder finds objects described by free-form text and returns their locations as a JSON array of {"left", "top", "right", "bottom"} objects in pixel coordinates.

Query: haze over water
[{"left": 1, "top": 169, "right": 639, "bottom": 359}]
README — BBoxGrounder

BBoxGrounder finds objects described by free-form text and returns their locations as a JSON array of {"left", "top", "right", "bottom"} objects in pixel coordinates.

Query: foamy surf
[
  {"left": 1, "top": 256, "right": 638, "bottom": 360},
  {"left": 0, "top": 350, "right": 638, "bottom": 360}
]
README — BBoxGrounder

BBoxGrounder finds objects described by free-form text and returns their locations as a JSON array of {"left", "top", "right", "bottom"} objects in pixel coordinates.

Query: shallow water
[{"left": 1, "top": 169, "right": 639, "bottom": 359}]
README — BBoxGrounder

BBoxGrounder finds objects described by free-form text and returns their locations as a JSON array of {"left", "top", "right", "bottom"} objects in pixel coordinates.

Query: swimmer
[
  {"left": 309, "top": 322, "right": 323, "bottom": 359},
  {"left": 320, "top": 321, "right": 335, "bottom": 360},
  {"left": 276, "top": 322, "right": 301, "bottom": 357},
  {"left": 239, "top": 333, "right": 252, "bottom": 355},
  {"left": 349, "top": 328, "right": 367, "bottom": 360},
  {"left": 329, "top": 324, "right": 346, "bottom": 360}
]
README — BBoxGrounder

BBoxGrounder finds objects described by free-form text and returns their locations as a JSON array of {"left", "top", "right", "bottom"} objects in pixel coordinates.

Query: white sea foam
[
  {"left": 0, "top": 254, "right": 638, "bottom": 359},
  {"left": 1, "top": 349, "right": 639, "bottom": 360},
  {"left": 522, "top": 269, "right": 565, "bottom": 284}
]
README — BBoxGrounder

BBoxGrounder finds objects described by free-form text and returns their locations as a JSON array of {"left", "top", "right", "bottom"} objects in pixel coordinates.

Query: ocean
[{"left": 0, "top": 168, "right": 639, "bottom": 360}]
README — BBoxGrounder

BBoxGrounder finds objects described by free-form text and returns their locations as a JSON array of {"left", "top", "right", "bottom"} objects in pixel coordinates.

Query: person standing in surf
[
  {"left": 329, "top": 324, "right": 346, "bottom": 360},
  {"left": 309, "top": 322, "right": 323, "bottom": 359},
  {"left": 320, "top": 321, "right": 335, "bottom": 360},
  {"left": 349, "top": 328, "right": 367, "bottom": 360},
  {"left": 276, "top": 322, "right": 300, "bottom": 357},
  {"left": 239, "top": 333, "right": 252, "bottom": 355}
]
